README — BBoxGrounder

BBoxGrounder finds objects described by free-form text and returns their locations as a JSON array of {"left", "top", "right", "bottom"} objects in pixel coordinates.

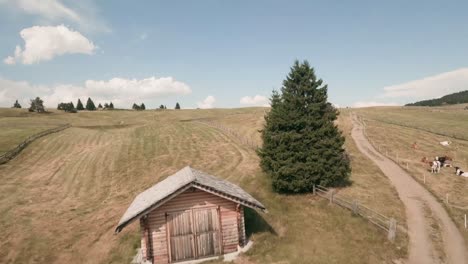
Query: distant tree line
[
  {"left": 55, "top": 98, "right": 114, "bottom": 113},
  {"left": 132, "top": 103, "right": 146, "bottom": 110},
  {"left": 57, "top": 102, "right": 77, "bottom": 113},
  {"left": 406, "top": 90, "right": 468, "bottom": 106},
  {"left": 13, "top": 97, "right": 185, "bottom": 112}
]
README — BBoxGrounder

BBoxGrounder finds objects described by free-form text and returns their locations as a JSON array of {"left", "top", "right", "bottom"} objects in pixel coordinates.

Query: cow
[
  {"left": 436, "top": 156, "right": 453, "bottom": 167},
  {"left": 440, "top": 141, "right": 452, "bottom": 146},
  {"left": 421, "top": 157, "right": 441, "bottom": 173},
  {"left": 455, "top": 167, "right": 468, "bottom": 177}
]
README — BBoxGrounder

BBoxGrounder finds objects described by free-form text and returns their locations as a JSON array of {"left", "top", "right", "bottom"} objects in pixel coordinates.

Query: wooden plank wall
[{"left": 144, "top": 187, "right": 241, "bottom": 264}]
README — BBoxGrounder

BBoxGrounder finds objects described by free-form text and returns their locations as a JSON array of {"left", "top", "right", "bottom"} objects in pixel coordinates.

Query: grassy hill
[
  {"left": 405, "top": 90, "right": 468, "bottom": 106},
  {"left": 0, "top": 108, "right": 406, "bottom": 263}
]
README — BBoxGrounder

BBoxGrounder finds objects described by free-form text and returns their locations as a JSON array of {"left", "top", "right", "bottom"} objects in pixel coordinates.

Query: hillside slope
[
  {"left": 0, "top": 108, "right": 406, "bottom": 263},
  {"left": 406, "top": 90, "right": 468, "bottom": 106}
]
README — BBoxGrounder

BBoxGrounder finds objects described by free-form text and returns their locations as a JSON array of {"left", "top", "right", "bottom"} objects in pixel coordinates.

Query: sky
[{"left": 1, "top": 0, "right": 468, "bottom": 109}]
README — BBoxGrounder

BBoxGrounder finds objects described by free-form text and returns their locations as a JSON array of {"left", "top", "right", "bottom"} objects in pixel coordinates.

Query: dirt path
[{"left": 351, "top": 115, "right": 467, "bottom": 264}]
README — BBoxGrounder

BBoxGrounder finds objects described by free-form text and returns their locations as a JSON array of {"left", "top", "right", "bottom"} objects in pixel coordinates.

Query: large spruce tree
[
  {"left": 258, "top": 60, "right": 350, "bottom": 193},
  {"left": 175, "top": 102, "right": 181, "bottom": 109}
]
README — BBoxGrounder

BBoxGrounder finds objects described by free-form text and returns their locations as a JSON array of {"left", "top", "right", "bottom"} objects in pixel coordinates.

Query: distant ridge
[{"left": 405, "top": 90, "right": 468, "bottom": 106}]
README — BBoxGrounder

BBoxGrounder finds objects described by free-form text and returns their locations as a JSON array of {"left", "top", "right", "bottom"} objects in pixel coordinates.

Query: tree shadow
[{"left": 244, "top": 207, "right": 276, "bottom": 239}]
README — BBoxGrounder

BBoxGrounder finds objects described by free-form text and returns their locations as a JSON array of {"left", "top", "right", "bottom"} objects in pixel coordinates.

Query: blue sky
[{"left": 1, "top": 0, "right": 468, "bottom": 109}]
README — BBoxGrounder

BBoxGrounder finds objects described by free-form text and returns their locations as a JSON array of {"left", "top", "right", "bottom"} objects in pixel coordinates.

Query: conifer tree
[
  {"left": 86, "top": 97, "right": 96, "bottom": 111},
  {"left": 109, "top": 102, "right": 114, "bottom": 109},
  {"left": 13, "top": 100, "right": 21, "bottom": 108},
  {"left": 29, "top": 97, "right": 45, "bottom": 113},
  {"left": 140, "top": 103, "right": 146, "bottom": 110},
  {"left": 98, "top": 103, "right": 103, "bottom": 109},
  {"left": 258, "top": 60, "right": 350, "bottom": 193},
  {"left": 57, "top": 102, "right": 76, "bottom": 112},
  {"left": 175, "top": 102, "right": 181, "bottom": 109},
  {"left": 104, "top": 103, "right": 109, "bottom": 109},
  {"left": 76, "top": 99, "right": 84, "bottom": 110},
  {"left": 159, "top": 104, "right": 164, "bottom": 109}
]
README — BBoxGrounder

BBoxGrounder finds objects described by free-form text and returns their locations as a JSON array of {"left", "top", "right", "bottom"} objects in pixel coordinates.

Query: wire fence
[
  {"left": 313, "top": 185, "right": 400, "bottom": 241},
  {"left": 361, "top": 117, "right": 468, "bottom": 142},
  {"left": 357, "top": 115, "right": 468, "bottom": 224},
  {"left": 0, "top": 124, "right": 71, "bottom": 165}
]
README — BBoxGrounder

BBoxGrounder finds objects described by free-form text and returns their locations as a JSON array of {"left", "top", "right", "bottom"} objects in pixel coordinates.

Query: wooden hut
[{"left": 115, "top": 166, "right": 266, "bottom": 263}]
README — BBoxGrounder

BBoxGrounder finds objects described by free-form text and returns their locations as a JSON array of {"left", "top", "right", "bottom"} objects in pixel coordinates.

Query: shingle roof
[{"left": 115, "top": 166, "right": 266, "bottom": 233}]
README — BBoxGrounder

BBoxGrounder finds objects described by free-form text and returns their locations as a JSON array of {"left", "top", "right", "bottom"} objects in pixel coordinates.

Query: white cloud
[
  {"left": 3, "top": 56, "right": 15, "bottom": 65},
  {"left": 4, "top": 25, "right": 96, "bottom": 65},
  {"left": 240, "top": 95, "right": 269, "bottom": 107},
  {"left": 0, "top": 76, "right": 192, "bottom": 108},
  {"left": 84, "top": 77, "right": 191, "bottom": 101},
  {"left": 197, "top": 96, "right": 216, "bottom": 109},
  {"left": 381, "top": 68, "right": 468, "bottom": 100},
  {"left": 1, "top": 0, "right": 109, "bottom": 33},
  {"left": 352, "top": 101, "right": 399, "bottom": 108},
  {"left": 15, "top": 0, "right": 81, "bottom": 23}
]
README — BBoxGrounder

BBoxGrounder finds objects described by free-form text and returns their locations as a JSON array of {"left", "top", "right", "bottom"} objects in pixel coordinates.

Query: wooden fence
[
  {"left": 0, "top": 124, "right": 71, "bottom": 165},
  {"left": 357, "top": 115, "right": 468, "bottom": 220},
  {"left": 313, "top": 185, "right": 399, "bottom": 241},
  {"left": 194, "top": 118, "right": 402, "bottom": 241}
]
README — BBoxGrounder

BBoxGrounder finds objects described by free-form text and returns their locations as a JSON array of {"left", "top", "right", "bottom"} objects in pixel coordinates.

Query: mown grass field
[
  {"left": 355, "top": 105, "right": 468, "bottom": 246},
  {"left": 0, "top": 107, "right": 406, "bottom": 264}
]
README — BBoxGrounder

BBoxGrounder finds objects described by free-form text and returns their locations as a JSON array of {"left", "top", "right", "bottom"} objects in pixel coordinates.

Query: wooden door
[
  {"left": 193, "top": 207, "right": 222, "bottom": 258},
  {"left": 167, "top": 210, "right": 195, "bottom": 262},
  {"left": 167, "top": 207, "right": 221, "bottom": 262}
]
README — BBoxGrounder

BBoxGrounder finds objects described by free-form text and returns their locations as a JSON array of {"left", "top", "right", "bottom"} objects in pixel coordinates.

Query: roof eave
[
  {"left": 115, "top": 182, "right": 194, "bottom": 233},
  {"left": 192, "top": 183, "right": 266, "bottom": 211}
]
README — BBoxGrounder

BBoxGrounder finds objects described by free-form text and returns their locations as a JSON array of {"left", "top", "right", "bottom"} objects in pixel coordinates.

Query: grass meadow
[
  {"left": 0, "top": 107, "right": 406, "bottom": 263},
  {"left": 355, "top": 105, "right": 468, "bottom": 247}
]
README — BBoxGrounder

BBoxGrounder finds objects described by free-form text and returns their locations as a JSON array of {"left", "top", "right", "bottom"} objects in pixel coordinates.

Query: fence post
[
  {"left": 329, "top": 190, "right": 334, "bottom": 204},
  {"left": 312, "top": 185, "right": 316, "bottom": 195},
  {"left": 388, "top": 218, "right": 397, "bottom": 242},
  {"left": 352, "top": 201, "right": 359, "bottom": 215}
]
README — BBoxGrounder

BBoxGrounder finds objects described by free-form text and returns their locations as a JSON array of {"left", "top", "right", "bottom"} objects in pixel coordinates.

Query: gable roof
[{"left": 115, "top": 166, "right": 266, "bottom": 233}]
